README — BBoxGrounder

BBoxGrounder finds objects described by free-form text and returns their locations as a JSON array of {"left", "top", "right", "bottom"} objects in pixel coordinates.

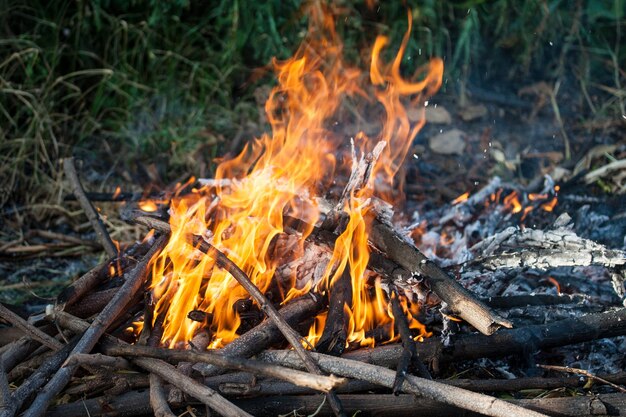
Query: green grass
[{"left": 1, "top": 0, "right": 624, "bottom": 226}]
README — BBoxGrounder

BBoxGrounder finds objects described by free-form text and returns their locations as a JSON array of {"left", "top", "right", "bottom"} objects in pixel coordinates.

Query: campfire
[{"left": 1, "top": 3, "right": 625, "bottom": 417}]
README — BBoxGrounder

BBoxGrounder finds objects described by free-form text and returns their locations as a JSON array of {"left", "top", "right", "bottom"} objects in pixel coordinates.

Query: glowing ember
[
  {"left": 139, "top": 200, "right": 158, "bottom": 212},
  {"left": 146, "top": 4, "right": 442, "bottom": 349}
]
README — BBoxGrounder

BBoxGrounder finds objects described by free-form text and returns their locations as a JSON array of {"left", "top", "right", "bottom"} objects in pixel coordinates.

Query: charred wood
[
  {"left": 341, "top": 308, "right": 626, "bottom": 368},
  {"left": 317, "top": 269, "right": 352, "bottom": 356}
]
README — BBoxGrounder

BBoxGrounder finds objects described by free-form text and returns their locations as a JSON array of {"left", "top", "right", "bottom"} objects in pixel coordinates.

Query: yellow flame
[{"left": 147, "top": 3, "right": 442, "bottom": 349}]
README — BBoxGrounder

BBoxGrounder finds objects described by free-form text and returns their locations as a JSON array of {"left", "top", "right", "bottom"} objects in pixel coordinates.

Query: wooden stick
[
  {"left": 56, "top": 260, "right": 114, "bottom": 310},
  {"left": 22, "top": 235, "right": 168, "bottom": 417},
  {"left": 368, "top": 219, "right": 512, "bottom": 335},
  {"left": 537, "top": 364, "right": 626, "bottom": 393},
  {"left": 0, "top": 304, "right": 62, "bottom": 351},
  {"left": 150, "top": 373, "right": 176, "bottom": 417},
  {"left": 0, "top": 338, "right": 40, "bottom": 373},
  {"left": 63, "top": 157, "right": 118, "bottom": 257},
  {"left": 106, "top": 344, "right": 346, "bottom": 392},
  {"left": 192, "top": 236, "right": 346, "bottom": 417},
  {"left": 449, "top": 371, "right": 626, "bottom": 392},
  {"left": 0, "top": 338, "right": 77, "bottom": 417},
  {"left": 257, "top": 350, "right": 549, "bottom": 417},
  {"left": 65, "top": 353, "right": 132, "bottom": 370}
]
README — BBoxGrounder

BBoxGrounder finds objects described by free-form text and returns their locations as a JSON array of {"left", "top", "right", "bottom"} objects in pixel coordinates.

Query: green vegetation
[{"left": 1, "top": 0, "right": 624, "bottom": 224}]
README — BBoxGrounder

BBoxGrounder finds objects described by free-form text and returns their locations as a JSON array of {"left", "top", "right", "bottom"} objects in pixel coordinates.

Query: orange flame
[{"left": 147, "top": 3, "right": 442, "bottom": 349}]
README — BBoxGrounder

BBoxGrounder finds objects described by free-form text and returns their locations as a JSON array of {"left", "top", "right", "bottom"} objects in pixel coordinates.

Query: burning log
[
  {"left": 388, "top": 288, "right": 431, "bottom": 392},
  {"left": 368, "top": 218, "right": 513, "bottom": 335},
  {"left": 191, "top": 237, "right": 347, "bottom": 417},
  {"left": 193, "top": 294, "right": 323, "bottom": 376},
  {"left": 22, "top": 235, "right": 168, "bottom": 417},
  {"left": 316, "top": 269, "right": 352, "bottom": 356}
]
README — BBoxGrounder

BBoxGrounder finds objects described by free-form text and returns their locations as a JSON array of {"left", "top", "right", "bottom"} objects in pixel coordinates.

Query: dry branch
[
  {"left": 0, "top": 360, "right": 9, "bottom": 413},
  {"left": 22, "top": 235, "right": 168, "bottom": 417},
  {"left": 0, "top": 304, "right": 62, "bottom": 351},
  {"left": 63, "top": 157, "right": 118, "bottom": 257},
  {"left": 150, "top": 373, "right": 176, "bottom": 417},
  {"left": 257, "top": 349, "right": 549, "bottom": 417},
  {"left": 389, "top": 289, "right": 430, "bottom": 392},
  {"left": 0, "top": 338, "right": 77, "bottom": 417},
  {"left": 50, "top": 311, "right": 254, "bottom": 417}
]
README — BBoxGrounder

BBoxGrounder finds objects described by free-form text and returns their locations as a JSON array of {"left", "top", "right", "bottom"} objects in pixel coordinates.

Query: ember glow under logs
[{"left": 146, "top": 5, "right": 442, "bottom": 349}]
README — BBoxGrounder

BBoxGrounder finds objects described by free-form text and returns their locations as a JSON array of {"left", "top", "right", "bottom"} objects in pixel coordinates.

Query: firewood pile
[
  {"left": 1, "top": 147, "right": 625, "bottom": 417},
  {"left": 2, "top": 4, "right": 626, "bottom": 417}
]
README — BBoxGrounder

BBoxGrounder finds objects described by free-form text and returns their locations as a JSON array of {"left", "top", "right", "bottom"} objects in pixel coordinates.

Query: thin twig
[
  {"left": 0, "top": 304, "right": 63, "bottom": 351},
  {"left": 537, "top": 364, "right": 626, "bottom": 393},
  {"left": 65, "top": 353, "right": 132, "bottom": 370},
  {"left": 389, "top": 288, "right": 430, "bottom": 394},
  {"left": 63, "top": 157, "right": 118, "bottom": 257}
]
